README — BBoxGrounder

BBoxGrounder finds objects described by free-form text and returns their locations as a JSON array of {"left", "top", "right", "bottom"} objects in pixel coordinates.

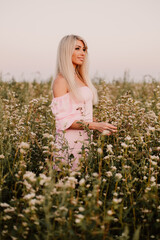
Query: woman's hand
[
  {"left": 69, "top": 120, "right": 117, "bottom": 135},
  {"left": 90, "top": 122, "right": 117, "bottom": 135}
]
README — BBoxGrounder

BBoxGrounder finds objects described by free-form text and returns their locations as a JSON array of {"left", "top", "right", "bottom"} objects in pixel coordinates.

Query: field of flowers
[{"left": 0, "top": 75, "right": 160, "bottom": 240}]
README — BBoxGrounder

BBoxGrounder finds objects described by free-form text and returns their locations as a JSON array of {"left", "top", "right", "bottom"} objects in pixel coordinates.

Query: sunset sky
[{"left": 1, "top": 0, "right": 160, "bottom": 81}]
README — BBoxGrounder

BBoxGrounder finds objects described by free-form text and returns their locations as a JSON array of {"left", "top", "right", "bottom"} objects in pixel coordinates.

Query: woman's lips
[{"left": 78, "top": 58, "right": 84, "bottom": 61}]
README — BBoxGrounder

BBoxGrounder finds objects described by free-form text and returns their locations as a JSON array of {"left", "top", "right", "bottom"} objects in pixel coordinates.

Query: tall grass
[{"left": 0, "top": 76, "right": 160, "bottom": 240}]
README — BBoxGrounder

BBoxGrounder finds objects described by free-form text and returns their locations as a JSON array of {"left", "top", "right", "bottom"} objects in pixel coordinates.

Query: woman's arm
[
  {"left": 93, "top": 117, "right": 96, "bottom": 122},
  {"left": 69, "top": 120, "right": 117, "bottom": 134}
]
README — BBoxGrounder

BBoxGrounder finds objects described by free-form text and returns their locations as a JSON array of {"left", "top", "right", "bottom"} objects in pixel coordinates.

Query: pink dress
[{"left": 51, "top": 86, "right": 93, "bottom": 170}]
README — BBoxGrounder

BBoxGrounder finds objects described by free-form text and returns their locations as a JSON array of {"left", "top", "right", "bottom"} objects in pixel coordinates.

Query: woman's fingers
[
  {"left": 106, "top": 123, "right": 117, "bottom": 129},
  {"left": 103, "top": 123, "right": 118, "bottom": 134},
  {"left": 105, "top": 127, "right": 117, "bottom": 132},
  {"left": 96, "top": 122, "right": 118, "bottom": 134}
]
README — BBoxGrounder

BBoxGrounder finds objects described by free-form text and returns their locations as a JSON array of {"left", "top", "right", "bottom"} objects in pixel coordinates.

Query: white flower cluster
[
  {"left": 97, "top": 148, "right": 103, "bottom": 154},
  {"left": 113, "top": 198, "right": 122, "bottom": 204},
  {"left": 106, "top": 171, "right": 113, "bottom": 177},
  {"left": 121, "top": 142, "right": 128, "bottom": 148},
  {"left": 92, "top": 172, "right": 99, "bottom": 177},
  {"left": 107, "top": 144, "right": 113, "bottom": 154},
  {"left": 43, "top": 133, "right": 54, "bottom": 139},
  {"left": 75, "top": 214, "right": 84, "bottom": 223},
  {"left": 115, "top": 173, "right": 122, "bottom": 181},
  {"left": 79, "top": 178, "right": 85, "bottom": 186},
  {"left": 23, "top": 193, "right": 35, "bottom": 200},
  {"left": 19, "top": 142, "right": 30, "bottom": 149},
  {"left": 65, "top": 177, "right": 78, "bottom": 188},
  {"left": 23, "top": 171, "right": 36, "bottom": 182},
  {"left": 39, "top": 173, "right": 51, "bottom": 186}
]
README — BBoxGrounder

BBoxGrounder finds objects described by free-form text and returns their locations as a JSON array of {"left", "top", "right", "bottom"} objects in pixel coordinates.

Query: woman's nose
[{"left": 80, "top": 49, "right": 85, "bottom": 55}]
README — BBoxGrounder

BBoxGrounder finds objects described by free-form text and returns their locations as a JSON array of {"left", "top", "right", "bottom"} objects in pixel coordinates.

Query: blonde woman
[{"left": 51, "top": 35, "right": 117, "bottom": 170}]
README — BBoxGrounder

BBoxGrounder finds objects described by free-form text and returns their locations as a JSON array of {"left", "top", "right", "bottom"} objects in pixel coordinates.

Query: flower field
[{"left": 0, "top": 76, "right": 160, "bottom": 240}]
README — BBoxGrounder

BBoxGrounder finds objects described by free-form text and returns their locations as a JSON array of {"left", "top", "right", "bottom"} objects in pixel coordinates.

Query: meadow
[{"left": 0, "top": 75, "right": 160, "bottom": 240}]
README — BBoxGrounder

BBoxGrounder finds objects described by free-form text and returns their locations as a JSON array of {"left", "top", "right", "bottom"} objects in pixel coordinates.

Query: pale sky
[{"left": 0, "top": 0, "right": 160, "bottom": 81}]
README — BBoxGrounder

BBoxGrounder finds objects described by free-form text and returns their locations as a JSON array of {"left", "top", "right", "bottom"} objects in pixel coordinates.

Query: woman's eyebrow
[{"left": 75, "top": 45, "right": 85, "bottom": 48}]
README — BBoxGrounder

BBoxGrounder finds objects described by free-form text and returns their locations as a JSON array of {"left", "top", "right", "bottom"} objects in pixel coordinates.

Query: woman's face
[{"left": 72, "top": 40, "right": 86, "bottom": 68}]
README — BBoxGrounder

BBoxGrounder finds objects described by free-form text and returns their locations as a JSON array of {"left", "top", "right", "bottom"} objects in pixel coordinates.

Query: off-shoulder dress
[{"left": 51, "top": 86, "right": 93, "bottom": 169}]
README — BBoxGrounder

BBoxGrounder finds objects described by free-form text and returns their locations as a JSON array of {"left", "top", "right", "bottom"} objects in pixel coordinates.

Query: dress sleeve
[{"left": 50, "top": 93, "right": 82, "bottom": 131}]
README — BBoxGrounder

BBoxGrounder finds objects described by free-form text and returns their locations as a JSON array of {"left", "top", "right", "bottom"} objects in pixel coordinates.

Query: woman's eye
[{"left": 75, "top": 47, "right": 86, "bottom": 51}]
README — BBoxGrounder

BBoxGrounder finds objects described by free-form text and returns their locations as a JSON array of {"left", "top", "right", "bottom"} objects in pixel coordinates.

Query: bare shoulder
[{"left": 53, "top": 74, "right": 69, "bottom": 97}]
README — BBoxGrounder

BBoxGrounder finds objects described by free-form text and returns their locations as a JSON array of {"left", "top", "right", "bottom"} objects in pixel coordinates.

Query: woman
[{"left": 51, "top": 34, "right": 117, "bottom": 170}]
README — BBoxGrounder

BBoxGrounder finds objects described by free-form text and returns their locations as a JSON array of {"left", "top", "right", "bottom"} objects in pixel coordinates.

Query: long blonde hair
[{"left": 52, "top": 34, "right": 98, "bottom": 104}]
